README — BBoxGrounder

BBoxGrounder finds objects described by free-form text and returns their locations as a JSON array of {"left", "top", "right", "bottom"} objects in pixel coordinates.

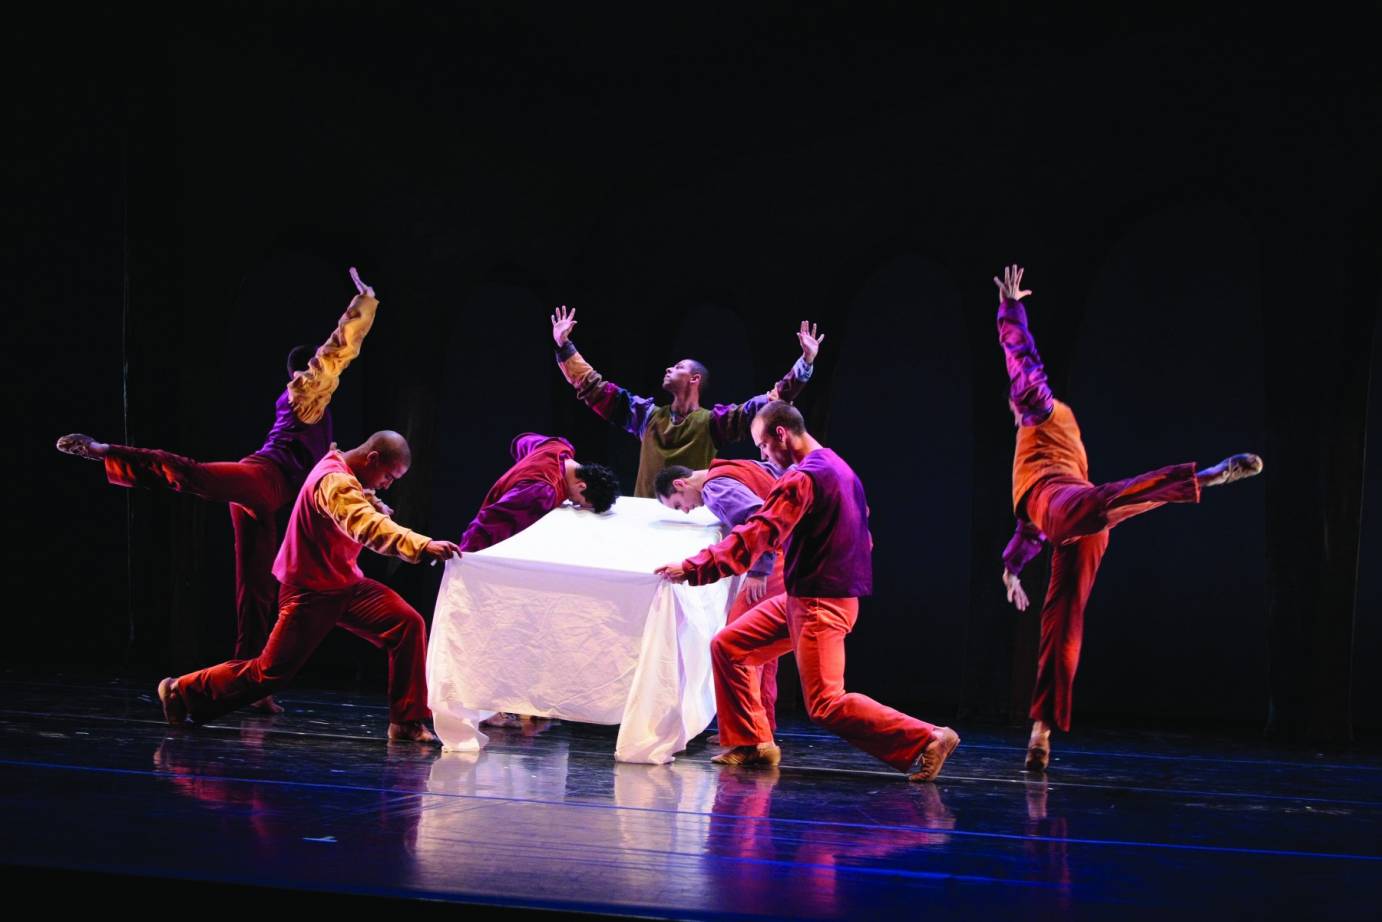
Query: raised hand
[
  {"left": 654, "top": 562, "right": 688, "bottom": 583},
  {"left": 1002, "top": 569, "right": 1030, "bottom": 612},
  {"left": 992, "top": 264, "right": 1032, "bottom": 305},
  {"left": 551, "top": 304, "right": 578, "bottom": 347},
  {"left": 797, "top": 321, "right": 825, "bottom": 364},
  {"left": 349, "top": 266, "right": 376, "bottom": 299}
]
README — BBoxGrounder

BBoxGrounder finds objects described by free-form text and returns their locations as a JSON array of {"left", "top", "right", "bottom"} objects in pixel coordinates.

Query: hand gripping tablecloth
[{"left": 427, "top": 496, "right": 735, "bottom": 763}]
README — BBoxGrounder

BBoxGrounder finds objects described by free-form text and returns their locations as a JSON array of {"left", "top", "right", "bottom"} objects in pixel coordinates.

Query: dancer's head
[
  {"left": 654, "top": 465, "right": 703, "bottom": 513},
  {"left": 286, "top": 344, "right": 316, "bottom": 380},
  {"left": 751, "top": 400, "right": 806, "bottom": 468},
  {"left": 662, "top": 359, "right": 708, "bottom": 402},
  {"left": 566, "top": 462, "right": 621, "bottom": 513},
  {"left": 346, "top": 430, "right": 413, "bottom": 491}
]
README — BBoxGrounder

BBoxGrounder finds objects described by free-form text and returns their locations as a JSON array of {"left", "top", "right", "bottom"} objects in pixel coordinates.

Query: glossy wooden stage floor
[{"left": 1, "top": 674, "right": 1378, "bottom": 919}]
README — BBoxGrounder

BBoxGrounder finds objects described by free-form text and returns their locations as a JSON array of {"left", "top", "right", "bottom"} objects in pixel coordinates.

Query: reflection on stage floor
[{"left": 1, "top": 675, "right": 1378, "bottom": 919}]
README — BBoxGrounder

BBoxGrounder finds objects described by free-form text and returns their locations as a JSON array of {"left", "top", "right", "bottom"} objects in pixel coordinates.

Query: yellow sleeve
[
  {"left": 288, "top": 293, "right": 380, "bottom": 424},
  {"left": 313, "top": 472, "right": 430, "bottom": 563},
  {"left": 558, "top": 349, "right": 600, "bottom": 394}
]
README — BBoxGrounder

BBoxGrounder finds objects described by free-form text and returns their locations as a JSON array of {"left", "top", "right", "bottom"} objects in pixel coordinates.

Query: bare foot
[
  {"left": 1197, "top": 453, "right": 1263, "bottom": 488},
  {"left": 711, "top": 742, "right": 782, "bottom": 766},
  {"left": 56, "top": 433, "right": 110, "bottom": 460},
  {"left": 248, "top": 696, "right": 284, "bottom": 715},
  {"left": 1025, "top": 720, "right": 1051, "bottom": 773},
  {"left": 157, "top": 678, "right": 189, "bottom": 726},
  {"left": 908, "top": 726, "right": 960, "bottom": 782},
  {"left": 388, "top": 721, "right": 440, "bottom": 744}
]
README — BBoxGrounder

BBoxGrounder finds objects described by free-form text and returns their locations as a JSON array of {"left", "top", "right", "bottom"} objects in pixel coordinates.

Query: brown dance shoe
[
  {"left": 157, "top": 677, "right": 189, "bottom": 726},
  {"left": 908, "top": 727, "right": 960, "bottom": 783},
  {"left": 388, "top": 721, "right": 441, "bottom": 744},
  {"left": 1199, "top": 453, "right": 1264, "bottom": 488},
  {"left": 56, "top": 433, "right": 109, "bottom": 460},
  {"left": 711, "top": 743, "right": 782, "bottom": 767},
  {"left": 480, "top": 712, "right": 525, "bottom": 729}
]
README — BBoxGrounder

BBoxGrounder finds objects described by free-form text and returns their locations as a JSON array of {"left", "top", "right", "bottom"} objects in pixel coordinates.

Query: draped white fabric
[{"left": 427, "top": 497, "right": 734, "bottom": 763}]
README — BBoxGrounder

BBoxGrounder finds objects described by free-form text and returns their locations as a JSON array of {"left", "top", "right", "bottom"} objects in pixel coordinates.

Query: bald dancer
[
  {"left": 994, "top": 264, "right": 1263, "bottom": 771},
  {"left": 157, "top": 431, "right": 460, "bottom": 742}
]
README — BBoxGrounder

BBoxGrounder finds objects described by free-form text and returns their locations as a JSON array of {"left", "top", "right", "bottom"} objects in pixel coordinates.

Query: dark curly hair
[{"left": 576, "top": 463, "right": 621, "bottom": 513}]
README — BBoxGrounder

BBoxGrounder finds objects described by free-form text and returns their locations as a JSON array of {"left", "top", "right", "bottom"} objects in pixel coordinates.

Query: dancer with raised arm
[{"left": 994, "top": 264, "right": 1263, "bottom": 772}]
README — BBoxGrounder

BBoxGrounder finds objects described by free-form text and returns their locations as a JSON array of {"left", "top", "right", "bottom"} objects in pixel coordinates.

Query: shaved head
[{"left": 362, "top": 430, "right": 411, "bottom": 466}]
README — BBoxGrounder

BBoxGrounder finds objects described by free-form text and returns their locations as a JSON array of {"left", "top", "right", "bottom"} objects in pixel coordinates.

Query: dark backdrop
[{"left": 10, "top": 4, "right": 1379, "bottom": 741}]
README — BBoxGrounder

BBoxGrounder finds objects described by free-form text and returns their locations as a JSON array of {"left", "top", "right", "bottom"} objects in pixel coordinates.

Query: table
[{"left": 427, "top": 496, "right": 736, "bottom": 763}]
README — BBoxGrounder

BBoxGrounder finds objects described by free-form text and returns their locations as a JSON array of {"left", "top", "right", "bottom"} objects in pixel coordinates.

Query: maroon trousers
[
  {"left": 175, "top": 580, "right": 431, "bottom": 724},
  {"left": 104, "top": 446, "right": 294, "bottom": 659},
  {"left": 1025, "top": 462, "right": 1201, "bottom": 731}
]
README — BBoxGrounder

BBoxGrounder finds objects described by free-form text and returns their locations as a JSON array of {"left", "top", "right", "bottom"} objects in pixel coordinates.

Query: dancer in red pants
[
  {"left": 994, "top": 264, "right": 1263, "bottom": 772},
  {"left": 57, "top": 267, "right": 381, "bottom": 713},
  {"left": 655, "top": 458, "right": 787, "bottom": 733},
  {"left": 656, "top": 401, "right": 960, "bottom": 782},
  {"left": 157, "top": 431, "right": 460, "bottom": 742}
]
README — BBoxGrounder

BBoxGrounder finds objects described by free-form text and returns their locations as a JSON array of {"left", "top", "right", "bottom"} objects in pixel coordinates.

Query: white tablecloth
[{"left": 427, "top": 496, "right": 735, "bottom": 763}]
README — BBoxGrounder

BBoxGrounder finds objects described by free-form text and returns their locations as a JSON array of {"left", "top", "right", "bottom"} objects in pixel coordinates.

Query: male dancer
[
  {"left": 157, "top": 431, "right": 460, "bottom": 742},
  {"left": 459, "top": 433, "right": 621, "bottom": 552},
  {"left": 656, "top": 402, "right": 960, "bottom": 782},
  {"left": 457, "top": 432, "right": 619, "bottom": 730},
  {"left": 550, "top": 304, "right": 823, "bottom": 497},
  {"left": 57, "top": 267, "right": 380, "bottom": 713},
  {"left": 655, "top": 459, "right": 786, "bottom": 732},
  {"left": 994, "top": 264, "right": 1263, "bottom": 771}
]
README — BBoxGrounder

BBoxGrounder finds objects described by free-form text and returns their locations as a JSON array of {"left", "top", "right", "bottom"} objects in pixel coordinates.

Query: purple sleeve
[
  {"left": 997, "top": 298, "right": 1054, "bottom": 426},
  {"left": 701, "top": 478, "right": 776, "bottom": 578},
  {"left": 555, "top": 341, "right": 659, "bottom": 438},
  {"left": 509, "top": 433, "right": 552, "bottom": 461},
  {"left": 458, "top": 481, "right": 560, "bottom": 553},
  {"left": 708, "top": 357, "right": 815, "bottom": 446},
  {"left": 1002, "top": 519, "right": 1046, "bottom": 576}
]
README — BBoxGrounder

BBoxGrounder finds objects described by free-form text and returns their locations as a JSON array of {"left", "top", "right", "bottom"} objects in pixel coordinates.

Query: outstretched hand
[
  {"left": 424, "top": 540, "right": 462, "bottom": 564},
  {"left": 349, "top": 267, "right": 375, "bottom": 299},
  {"left": 992, "top": 264, "right": 1032, "bottom": 305},
  {"left": 551, "top": 304, "right": 577, "bottom": 347},
  {"left": 797, "top": 321, "right": 824, "bottom": 364},
  {"left": 1002, "top": 569, "right": 1030, "bottom": 612},
  {"left": 654, "top": 562, "right": 688, "bottom": 583}
]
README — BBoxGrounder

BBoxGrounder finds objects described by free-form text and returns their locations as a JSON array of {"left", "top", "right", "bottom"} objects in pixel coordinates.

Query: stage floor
[{"left": 1, "top": 674, "right": 1378, "bottom": 919}]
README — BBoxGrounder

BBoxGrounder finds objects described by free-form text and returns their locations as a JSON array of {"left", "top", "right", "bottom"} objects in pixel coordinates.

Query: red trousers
[
  {"left": 104, "top": 446, "right": 294, "bottom": 659},
  {"left": 724, "top": 557, "right": 787, "bottom": 733},
  {"left": 176, "top": 579, "right": 431, "bottom": 724},
  {"left": 1025, "top": 463, "right": 1200, "bottom": 731},
  {"left": 712, "top": 594, "right": 936, "bottom": 772}
]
